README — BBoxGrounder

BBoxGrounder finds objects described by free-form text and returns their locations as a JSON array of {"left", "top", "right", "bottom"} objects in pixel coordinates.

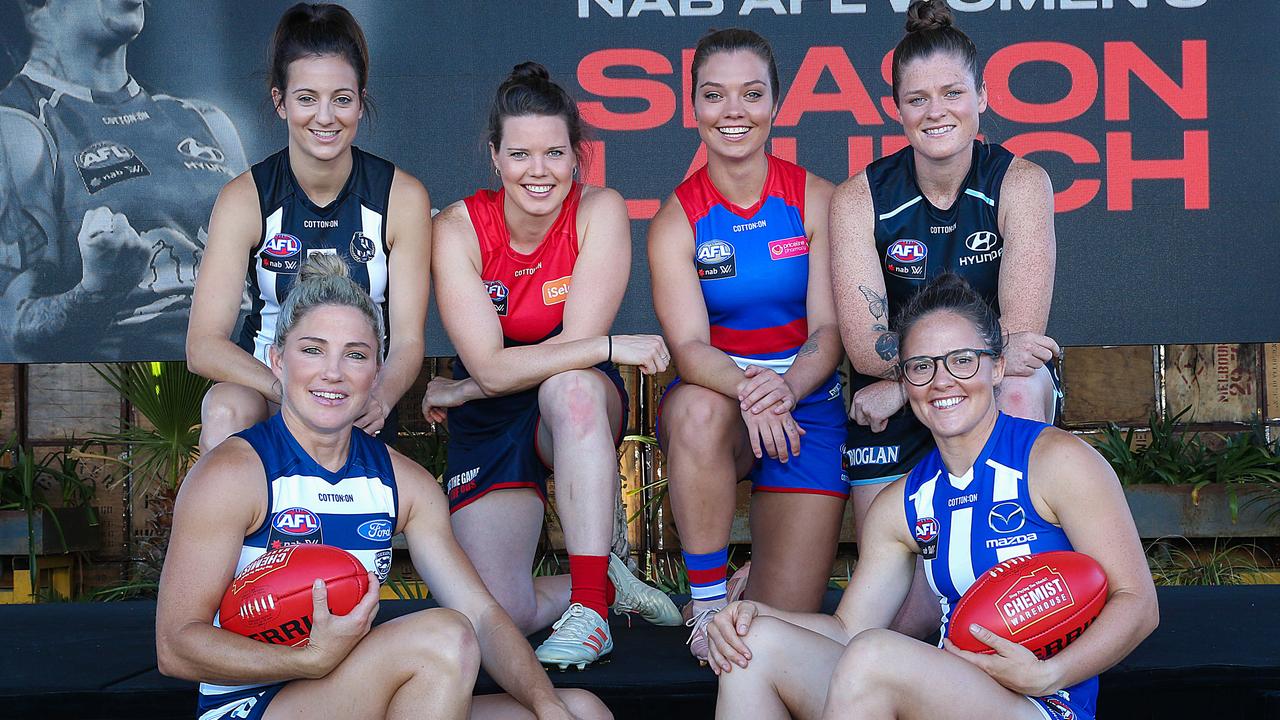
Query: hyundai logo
[{"left": 965, "top": 231, "right": 999, "bottom": 253}]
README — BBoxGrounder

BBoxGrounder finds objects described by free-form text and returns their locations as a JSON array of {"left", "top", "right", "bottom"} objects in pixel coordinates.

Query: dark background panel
[{"left": 0, "top": 0, "right": 1273, "bottom": 361}]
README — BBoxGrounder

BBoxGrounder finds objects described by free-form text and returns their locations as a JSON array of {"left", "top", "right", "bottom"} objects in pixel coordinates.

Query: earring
[
  {"left": 572, "top": 165, "right": 579, "bottom": 179},
  {"left": 493, "top": 165, "right": 501, "bottom": 177}
]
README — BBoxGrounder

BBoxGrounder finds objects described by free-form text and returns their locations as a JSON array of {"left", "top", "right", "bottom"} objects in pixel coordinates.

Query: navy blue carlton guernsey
[
  {"left": 241, "top": 146, "right": 393, "bottom": 363},
  {"left": 843, "top": 141, "right": 1014, "bottom": 482},
  {"left": 903, "top": 412, "right": 1098, "bottom": 717}
]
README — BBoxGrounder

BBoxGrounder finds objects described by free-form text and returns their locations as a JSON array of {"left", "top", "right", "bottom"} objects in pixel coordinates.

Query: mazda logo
[
  {"left": 988, "top": 502, "right": 1026, "bottom": 533},
  {"left": 966, "top": 231, "right": 998, "bottom": 252}
]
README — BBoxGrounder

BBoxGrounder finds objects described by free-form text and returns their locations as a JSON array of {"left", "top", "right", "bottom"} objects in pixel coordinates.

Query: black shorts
[{"left": 442, "top": 361, "right": 628, "bottom": 513}]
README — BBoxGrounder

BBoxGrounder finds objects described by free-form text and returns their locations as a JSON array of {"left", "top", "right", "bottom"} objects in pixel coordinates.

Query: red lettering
[
  {"left": 1105, "top": 130, "right": 1209, "bottom": 211},
  {"left": 879, "top": 49, "right": 900, "bottom": 122},
  {"left": 986, "top": 42, "right": 1097, "bottom": 124},
  {"left": 776, "top": 47, "right": 883, "bottom": 127},
  {"left": 1003, "top": 132, "right": 1101, "bottom": 213},
  {"left": 770, "top": 137, "right": 796, "bottom": 164},
  {"left": 881, "top": 135, "right": 909, "bottom": 157},
  {"left": 682, "top": 48, "right": 696, "bottom": 129},
  {"left": 1104, "top": 40, "right": 1207, "bottom": 121},
  {"left": 581, "top": 140, "right": 606, "bottom": 187},
  {"left": 577, "top": 49, "right": 675, "bottom": 131},
  {"left": 848, "top": 136, "right": 874, "bottom": 176}
]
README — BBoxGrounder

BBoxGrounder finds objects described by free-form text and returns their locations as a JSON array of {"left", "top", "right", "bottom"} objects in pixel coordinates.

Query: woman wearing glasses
[
  {"left": 703, "top": 272, "right": 1157, "bottom": 720},
  {"left": 830, "top": 0, "right": 1060, "bottom": 636}
]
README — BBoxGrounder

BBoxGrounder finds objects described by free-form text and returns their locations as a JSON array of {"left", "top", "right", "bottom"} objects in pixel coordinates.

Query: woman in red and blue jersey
[
  {"left": 647, "top": 29, "right": 846, "bottom": 663},
  {"left": 426, "top": 63, "right": 680, "bottom": 670}
]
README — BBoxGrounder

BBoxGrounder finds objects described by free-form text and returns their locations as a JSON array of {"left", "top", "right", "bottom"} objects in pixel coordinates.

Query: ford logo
[
  {"left": 965, "top": 231, "right": 999, "bottom": 253},
  {"left": 357, "top": 519, "right": 393, "bottom": 541},
  {"left": 887, "top": 239, "right": 927, "bottom": 263}
]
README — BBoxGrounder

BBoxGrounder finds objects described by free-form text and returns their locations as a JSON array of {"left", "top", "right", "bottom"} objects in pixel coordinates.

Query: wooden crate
[
  {"left": 0, "top": 364, "right": 17, "bottom": 439},
  {"left": 26, "top": 364, "right": 120, "bottom": 439},
  {"left": 1164, "top": 344, "right": 1261, "bottom": 423},
  {"left": 1061, "top": 346, "right": 1156, "bottom": 427}
]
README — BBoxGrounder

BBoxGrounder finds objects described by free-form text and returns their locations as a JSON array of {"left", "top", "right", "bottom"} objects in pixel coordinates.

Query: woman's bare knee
[
  {"left": 396, "top": 608, "right": 480, "bottom": 676},
  {"left": 559, "top": 688, "right": 612, "bottom": 720},
  {"left": 538, "top": 370, "right": 609, "bottom": 435}
]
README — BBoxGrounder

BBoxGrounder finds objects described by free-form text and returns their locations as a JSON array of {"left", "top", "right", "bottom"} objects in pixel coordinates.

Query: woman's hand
[
  {"left": 1003, "top": 332, "right": 1060, "bottom": 378},
  {"left": 742, "top": 406, "right": 805, "bottom": 462},
  {"left": 850, "top": 380, "right": 906, "bottom": 433},
  {"left": 421, "top": 376, "right": 474, "bottom": 425},
  {"left": 705, "top": 601, "right": 760, "bottom": 675},
  {"left": 943, "top": 624, "right": 1061, "bottom": 697},
  {"left": 608, "top": 334, "right": 671, "bottom": 375},
  {"left": 737, "top": 365, "right": 798, "bottom": 416},
  {"left": 299, "top": 573, "right": 380, "bottom": 679},
  {"left": 354, "top": 396, "right": 390, "bottom": 435}
]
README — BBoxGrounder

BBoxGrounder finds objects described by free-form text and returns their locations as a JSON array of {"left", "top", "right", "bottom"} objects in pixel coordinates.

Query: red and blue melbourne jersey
[
  {"left": 464, "top": 183, "right": 581, "bottom": 346},
  {"left": 676, "top": 155, "right": 810, "bottom": 373},
  {"left": 903, "top": 413, "right": 1097, "bottom": 712}
]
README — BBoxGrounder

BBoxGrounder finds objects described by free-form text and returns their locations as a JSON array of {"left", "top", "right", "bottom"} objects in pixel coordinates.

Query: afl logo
[
  {"left": 177, "top": 137, "right": 226, "bottom": 163},
  {"left": 273, "top": 508, "right": 321, "bottom": 536},
  {"left": 263, "top": 234, "right": 301, "bottom": 258},
  {"left": 485, "top": 280, "right": 509, "bottom": 302},
  {"left": 887, "top": 240, "right": 927, "bottom": 263},
  {"left": 1043, "top": 697, "right": 1075, "bottom": 719},
  {"left": 357, "top": 519, "right": 393, "bottom": 541},
  {"left": 696, "top": 240, "right": 734, "bottom": 264},
  {"left": 75, "top": 141, "right": 138, "bottom": 169},
  {"left": 914, "top": 517, "right": 939, "bottom": 544},
  {"left": 965, "top": 231, "right": 999, "bottom": 253}
]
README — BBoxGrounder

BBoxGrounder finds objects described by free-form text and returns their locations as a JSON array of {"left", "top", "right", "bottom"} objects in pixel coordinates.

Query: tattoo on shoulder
[
  {"left": 798, "top": 335, "right": 820, "bottom": 357},
  {"left": 858, "top": 285, "right": 888, "bottom": 320},
  {"left": 875, "top": 331, "right": 899, "bottom": 363}
]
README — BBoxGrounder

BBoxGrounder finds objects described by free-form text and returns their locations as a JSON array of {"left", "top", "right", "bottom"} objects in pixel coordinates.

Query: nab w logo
[
  {"left": 263, "top": 234, "right": 301, "bottom": 258},
  {"left": 696, "top": 240, "right": 734, "bottom": 264},
  {"left": 274, "top": 507, "right": 321, "bottom": 535}
]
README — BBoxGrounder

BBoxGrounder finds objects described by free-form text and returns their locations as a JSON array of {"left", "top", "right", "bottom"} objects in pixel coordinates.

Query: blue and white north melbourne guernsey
[
  {"left": 903, "top": 412, "right": 1098, "bottom": 719},
  {"left": 195, "top": 413, "right": 398, "bottom": 719}
]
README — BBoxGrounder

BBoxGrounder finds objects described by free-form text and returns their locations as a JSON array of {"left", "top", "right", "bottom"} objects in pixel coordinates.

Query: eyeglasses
[{"left": 899, "top": 348, "right": 998, "bottom": 386}]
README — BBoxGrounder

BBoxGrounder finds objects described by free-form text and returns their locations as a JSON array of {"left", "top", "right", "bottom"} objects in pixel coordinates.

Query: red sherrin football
[
  {"left": 948, "top": 550, "right": 1108, "bottom": 660},
  {"left": 219, "top": 543, "right": 369, "bottom": 647}
]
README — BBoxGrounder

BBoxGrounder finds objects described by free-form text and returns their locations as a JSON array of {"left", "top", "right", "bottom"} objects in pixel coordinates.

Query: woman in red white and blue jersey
[{"left": 647, "top": 29, "right": 846, "bottom": 663}]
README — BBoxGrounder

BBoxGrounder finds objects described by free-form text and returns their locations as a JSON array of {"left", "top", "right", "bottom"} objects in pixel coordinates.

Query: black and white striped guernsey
[{"left": 240, "top": 146, "right": 393, "bottom": 363}]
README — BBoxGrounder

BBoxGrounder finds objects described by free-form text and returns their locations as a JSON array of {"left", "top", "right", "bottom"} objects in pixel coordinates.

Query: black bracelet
[{"left": 607, "top": 335, "right": 612, "bottom": 363}]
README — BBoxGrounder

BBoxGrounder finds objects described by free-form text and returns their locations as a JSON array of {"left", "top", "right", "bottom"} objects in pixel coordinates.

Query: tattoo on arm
[
  {"left": 874, "top": 325, "right": 899, "bottom": 363},
  {"left": 858, "top": 285, "right": 888, "bottom": 320},
  {"left": 797, "top": 335, "right": 820, "bottom": 358}
]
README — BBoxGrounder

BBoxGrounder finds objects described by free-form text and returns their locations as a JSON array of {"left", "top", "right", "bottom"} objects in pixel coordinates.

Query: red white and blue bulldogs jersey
[
  {"left": 197, "top": 413, "right": 398, "bottom": 711},
  {"left": 676, "top": 155, "right": 810, "bottom": 373},
  {"left": 904, "top": 413, "right": 1097, "bottom": 715},
  {"left": 464, "top": 183, "right": 582, "bottom": 346},
  {"left": 0, "top": 65, "right": 240, "bottom": 360},
  {"left": 240, "top": 146, "right": 392, "bottom": 363}
]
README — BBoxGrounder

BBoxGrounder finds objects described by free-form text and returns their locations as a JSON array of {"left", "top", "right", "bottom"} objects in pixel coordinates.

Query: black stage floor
[{"left": 1, "top": 586, "right": 1278, "bottom": 719}]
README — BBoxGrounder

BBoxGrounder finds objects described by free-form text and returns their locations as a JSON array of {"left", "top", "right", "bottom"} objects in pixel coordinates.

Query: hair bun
[
  {"left": 298, "top": 252, "right": 351, "bottom": 284},
  {"left": 905, "top": 0, "right": 955, "bottom": 33},
  {"left": 508, "top": 61, "right": 552, "bottom": 85}
]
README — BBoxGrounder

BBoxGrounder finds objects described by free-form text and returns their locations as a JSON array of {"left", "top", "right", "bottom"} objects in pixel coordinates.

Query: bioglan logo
[
  {"left": 843, "top": 445, "right": 899, "bottom": 467},
  {"left": 542, "top": 276, "right": 572, "bottom": 305}
]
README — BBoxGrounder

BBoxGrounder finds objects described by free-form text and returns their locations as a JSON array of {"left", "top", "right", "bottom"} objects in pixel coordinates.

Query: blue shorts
[
  {"left": 660, "top": 373, "right": 848, "bottom": 498},
  {"left": 443, "top": 360, "right": 628, "bottom": 513},
  {"left": 1028, "top": 689, "right": 1095, "bottom": 720},
  {"left": 195, "top": 684, "right": 284, "bottom": 719}
]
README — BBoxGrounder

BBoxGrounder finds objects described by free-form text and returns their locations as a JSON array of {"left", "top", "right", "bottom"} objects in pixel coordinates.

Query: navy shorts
[
  {"left": 443, "top": 360, "right": 628, "bottom": 513},
  {"left": 659, "top": 373, "right": 848, "bottom": 498},
  {"left": 843, "top": 361, "right": 1062, "bottom": 486},
  {"left": 196, "top": 684, "right": 284, "bottom": 719}
]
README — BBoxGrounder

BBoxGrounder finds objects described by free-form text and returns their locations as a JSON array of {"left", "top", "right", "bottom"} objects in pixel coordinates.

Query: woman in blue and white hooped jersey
[
  {"left": 702, "top": 273, "right": 1157, "bottom": 720},
  {"left": 157, "top": 254, "right": 609, "bottom": 720}
]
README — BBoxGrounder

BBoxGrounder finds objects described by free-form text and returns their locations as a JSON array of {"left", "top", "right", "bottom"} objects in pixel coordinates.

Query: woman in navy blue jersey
[
  {"left": 703, "top": 273, "right": 1155, "bottom": 720},
  {"left": 187, "top": 2, "right": 429, "bottom": 452},
  {"left": 831, "top": 0, "right": 1061, "bottom": 637}
]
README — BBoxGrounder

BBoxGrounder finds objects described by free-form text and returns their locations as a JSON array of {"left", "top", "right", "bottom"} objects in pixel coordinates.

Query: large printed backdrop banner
[{"left": 0, "top": 0, "right": 1272, "bottom": 362}]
